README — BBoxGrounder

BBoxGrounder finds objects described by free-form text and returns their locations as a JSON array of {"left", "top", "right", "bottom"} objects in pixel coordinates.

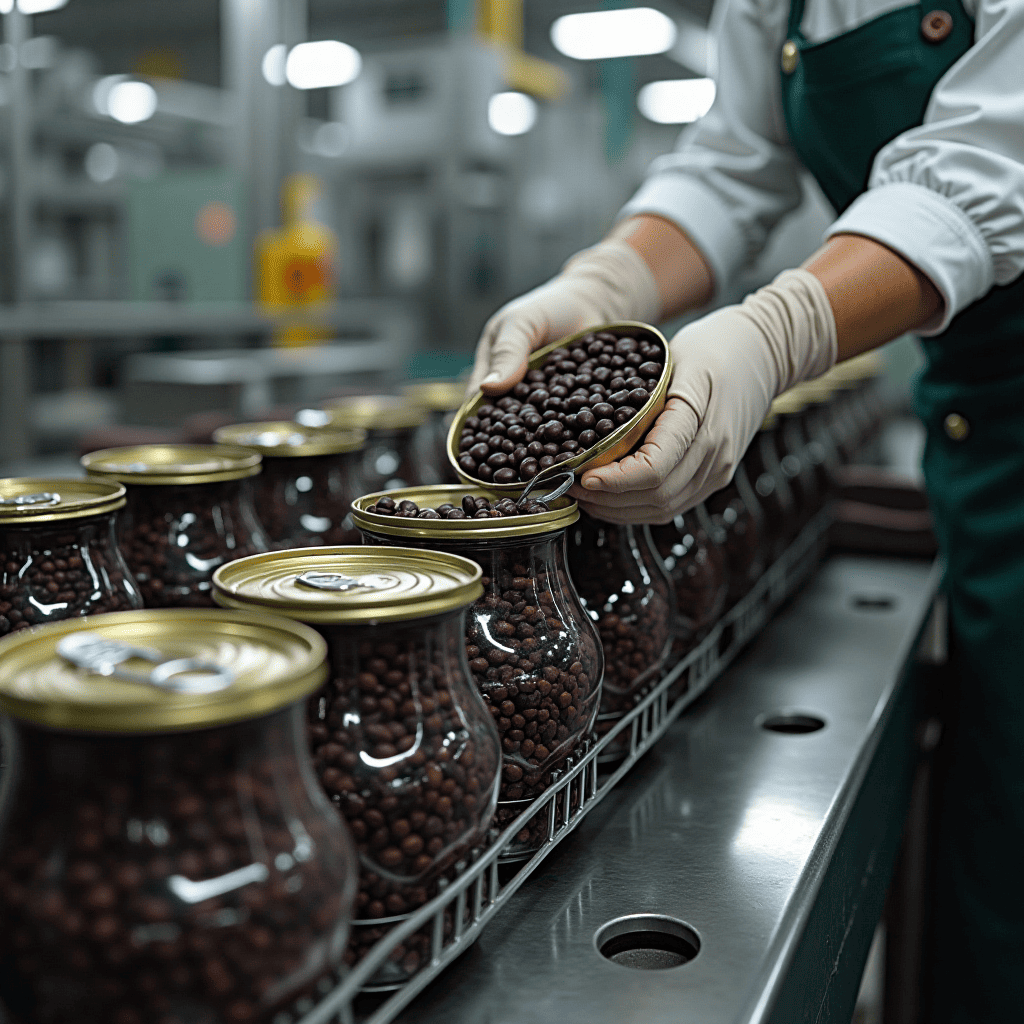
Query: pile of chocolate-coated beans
[
  {"left": 120, "top": 482, "right": 266, "bottom": 608},
  {"left": 367, "top": 494, "right": 550, "bottom": 519},
  {"left": 0, "top": 712, "right": 352, "bottom": 1024},
  {"left": 455, "top": 331, "right": 665, "bottom": 484},
  {"left": 308, "top": 625, "right": 499, "bottom": 928},
  {"left": 0, "top": 520, "right": 139, "bottom": 637}
]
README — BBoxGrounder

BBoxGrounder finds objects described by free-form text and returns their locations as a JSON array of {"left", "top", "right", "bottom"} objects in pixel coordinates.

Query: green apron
[{"left": 780, "top": 3, "right": 1024, "bottom": 1020}]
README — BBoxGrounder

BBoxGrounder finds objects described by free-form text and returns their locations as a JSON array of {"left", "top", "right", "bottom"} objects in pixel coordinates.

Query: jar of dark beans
[
  {"left": 567, "top": 511, "right": 673, "bottom": 763},
  {"left": 82, "top": 444, "right": 270, "bottom": 609},
  {"left": 298, "top": 396, "right": 429, "bottom": 493},
  {"left": 741, "top": 417, "right": 797, "bottom": 563},
  {"left": 213, "top": 422, "right": 367, "bottom": 549},
  {"left": 352, "top": 485, "right": 603, "bottom": 859},
  {"left": 705, "top": 463, "right": 767, "bottom": 607},
  {"left": 771, "top": 391, "right": 820, "bottom": 529},
  {"left": 212, "top": 547, "right": 501, "bottom": 988},
  {"left": 792, "top": 380, "right": 841, "bottom": 502},
  {"left": 650, "top": 504, "right": 729, "bottom": 665},
  {"left": 401, "top": 380, "right": 466, "bottom": 486},
  {"left": 0, "top": 608, "right": 357, "bottom": 1024},
  {"left": 0, "top": 478, "right": 142, "bottom": 638}
]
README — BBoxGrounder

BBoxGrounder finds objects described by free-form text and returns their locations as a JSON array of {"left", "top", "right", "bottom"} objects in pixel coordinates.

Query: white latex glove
[
  {"left": 467, "top": 239, "right": 661, "bottom": 395},
  {"left": 572, "top": 268, "right": 838, "bottom": 524}
]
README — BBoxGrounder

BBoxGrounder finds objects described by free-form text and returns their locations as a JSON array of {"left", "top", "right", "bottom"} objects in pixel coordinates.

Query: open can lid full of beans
[
  {"left": 0, "top": 477, "right": 126, "bottom": 524},
  {"left": 0, "top": 609, "right": 328, "bottom": 732},
  {"left": 81, "top": 444, "right": 262, "bottom": 485},
  {"left": 351, "top": 485, "right": 579, "bottom": 541},
  {"left": 446, "top": 322, "right": 672, "bottom": 493},
  {"left": 212, "top": 546, "right": 483, "bottom": 624},
  {"left": 212, "top": 422, "right": 367, "bottom": 458},
  {"left": 296, "top": 395, "right": 427, "bottom": 433}
]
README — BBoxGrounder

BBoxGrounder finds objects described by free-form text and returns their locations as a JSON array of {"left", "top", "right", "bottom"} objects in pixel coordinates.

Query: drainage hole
[
  {"left": 851, "top": 593, "right": 897, "bottom": 612},
  {"left": 595, "top": 915, "right": 700, "bottom": 971},
  {"left": 759, "top": 712, "right": 826, "bottom": 735}
]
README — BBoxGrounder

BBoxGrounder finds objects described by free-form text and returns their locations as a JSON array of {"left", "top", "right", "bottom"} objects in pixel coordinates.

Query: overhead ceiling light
[
  {"left": 285, "top": 40, "right": 361, "bottom": 90},
  {"left": 262, "top": 43, "right": 287, "bottom": 86},
  {"left": 107, "top": 79, "right": 158, "bottom": 124},
  {"left": 551, "top": 7, "right": 678, "bottom": 61},
  {"left": 638, "top": 78, "right": 716, "bottom": 123},
  {"left": 17, "top": 0, "right": 70, "bottom": 12},
  {"left": 0, "top": 2, "right": 11, "bottom": 14},
  {"left": 488, "top": 92, "right": 538, "bottom": 136}
]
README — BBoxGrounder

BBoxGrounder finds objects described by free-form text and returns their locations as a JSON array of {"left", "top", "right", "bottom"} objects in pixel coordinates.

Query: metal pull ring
[
  {"left": 294, "top": 571, "right": 391, "bottom": 593},
  {"left": 516, "top": 468, "right": 576, "bottom": 509},
  {"left": 0, "top": 492, "right": 60, "bottom": 507},
  {"left": 56, "top": 633, "right": 234, "bottom": 695}
]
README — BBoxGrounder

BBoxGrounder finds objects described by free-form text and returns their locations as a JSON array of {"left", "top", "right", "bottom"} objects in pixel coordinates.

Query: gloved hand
[
  {"left": 573, "top": 268, "right": 838, "bottom": 524},
  {"left": 467, "top": 239, "right": 661, "bottom": 396}
]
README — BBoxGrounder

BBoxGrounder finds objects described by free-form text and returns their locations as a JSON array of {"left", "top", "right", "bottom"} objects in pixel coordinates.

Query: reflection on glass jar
[
  {"left": 741, "top": 424, "right": 796, "bottom": 563},
  {"left": 568, "top": 511, "right": 672, "bottom": 763},
  {"left": 0, "top": 478, "right": 141, "bottom": 637},
  {"left": 0, "top": 609, "right": 356, "bottom": 1024},
  {"left": 212, "top": 547, "right": 502, "bottom": 988},
  {"left": 214, "top": 423, "right": 367, "bottom": 549},
  {"left": 82, "top": 445, "right": 269, "bottom": 608},
  {"left": 351, "top": 486, "right": 603, "bottom": 859},
  {"left": 705, "top": 463, "right": 766, "bottom": 607}
]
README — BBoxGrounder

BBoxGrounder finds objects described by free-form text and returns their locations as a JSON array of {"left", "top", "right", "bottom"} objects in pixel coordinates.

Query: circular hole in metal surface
[
  {"left": 759, "top": 712, "right": 826, "bottom": 735},
  {"left": 851, "top": 593, "right": 897, "bottom": 612},
  {"left": 595, "top": 914, "right": 700, "bottom": 970}
]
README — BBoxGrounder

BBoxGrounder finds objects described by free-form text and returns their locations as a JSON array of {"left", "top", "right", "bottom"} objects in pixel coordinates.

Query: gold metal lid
[
  {"left": 0, "top": 609, "right": 328, "bottom": 733},
  {"left": 352, "top": 485, "right": 579, "bottom": 541},
  {"left": 447, "top": 322, "right": 672, "bottom": 493},
  {"left": 81, "top": 444, "right": 262, "bottom": 485},
  {"left": 298, "top": 395, "right": 428, "bottom": 432},
  {"left": 213, "top": 422, "right": 367, "bottom": 458},
  {"left": 401, "top": 380, "right": 466, "bottom": 413},
  {"left": 212, "top": 547, "right": 483, "bottom": 625},
  {"left": 0, "top": 478, "right": 126, "bottom": 525}
]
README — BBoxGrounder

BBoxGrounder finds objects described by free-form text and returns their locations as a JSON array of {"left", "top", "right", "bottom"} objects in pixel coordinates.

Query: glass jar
[
  {"left": 212, "top": 547, "right": 501, "bottom": 988},
  {"left": 351, "top": 486, "right": 603, "bottom": 858},
  {"left": 0, "top": 479, "right": 142, "bottom": 637},
  {"left": 705, "top": 463, "right": 767, "bottom": 607},
  {"left": 741, "top": 420, "right": 797, "bottom": 563},
  {"left": 0, "top": 609, "right": 357, "bottom": 1024},
  {"left": 401, "top": 380, "right": 466, "bottom": 486},
  {"left": 567, "top": 511, "right": 673, "bottom": 763},
  {"left": 650, "top": 504, "right": 729, "bottom": 658},
  {"left": 772, "top": 391, "right": 822, "bottom": 529},
  {"left": 213, "top": 422, "right": 367, "bottom": 549},
  {"left": 300, "top": 395, "right": 429, "bottom": 493},
  {"left": 82, "top": 445, "right": 270, "bottom": 608}
]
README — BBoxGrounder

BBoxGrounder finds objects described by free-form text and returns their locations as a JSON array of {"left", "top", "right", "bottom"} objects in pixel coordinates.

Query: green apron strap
[{"left": 786, "top": 0, "right": 807, "bottom": 40}]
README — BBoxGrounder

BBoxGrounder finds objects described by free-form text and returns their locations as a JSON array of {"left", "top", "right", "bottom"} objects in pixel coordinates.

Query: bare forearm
[
  {"left": 803, "top": 233, "right": 943, "bottom": 360},
  {"left": 609, "top": 215, "right": 715, "bottom": 320}
]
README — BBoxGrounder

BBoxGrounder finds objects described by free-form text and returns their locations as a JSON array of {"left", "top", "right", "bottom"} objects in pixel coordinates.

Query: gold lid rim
[
  {"left": 0, "top": 478, "right": 126, "bottom": 524},
  {"left": 446, "top": 322, "right": 671, "bottom": 493},
  {"left": 309, "top": 395, "right": 428, "bottom": 432},
  {"left": 351, "top": 485, "right": 579, "bottom": 541},
  {"left": 213, "top": 422, "right": 368, "bottom": 458},
  {"left": 0, "top": 609, "right": 328, "bottom": 733},
  {"left": 212, "top": 546, "right": 484, "bottom": 625},
  {"left": 400, "top": 380, "right": 466, "bottom": 413},
  {"left": 82, "top": 444, "right": 262, "bottom": 485}
]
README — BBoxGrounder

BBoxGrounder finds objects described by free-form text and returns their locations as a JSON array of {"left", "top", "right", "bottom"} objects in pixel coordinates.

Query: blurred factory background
[{"left": 0, "top": 0, "right": 852, "bottom": 474}]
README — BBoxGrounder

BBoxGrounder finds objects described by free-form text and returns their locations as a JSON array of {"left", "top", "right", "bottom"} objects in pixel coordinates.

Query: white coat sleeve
[
  {"left": 618, "top": 0, "right": 804, "bottom": 296},
  {"left": 827, "top": 0, "right": 1024, "bottom": 333}
]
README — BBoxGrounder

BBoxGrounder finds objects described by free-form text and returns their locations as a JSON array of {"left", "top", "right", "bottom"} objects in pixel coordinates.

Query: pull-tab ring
[
  {"left": 295, "top": 571, "right": 391, "bottom": 592},
  {"left": 0, "top": 492, "right": 60, "bottom": 507},
  {"left": 516, "top": 468, "right": 576, "bottom": 509}
]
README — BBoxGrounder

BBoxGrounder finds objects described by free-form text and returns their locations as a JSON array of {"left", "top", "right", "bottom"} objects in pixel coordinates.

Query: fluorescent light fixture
[
  {"left": 0, "top": 2, "right": 12, "bottom": 14},
  {"left": 285, "top": 40, "right": 361, "bottom": 90},
  {"left": 107, "top": 79, "right": 158, "bottom": 124},
  {"left": 488, "top": 91, "right": 537, "bottom": 136},
  {"left": 638, "top": 78, "right": 716, "bottom": 123},
  {"left": 262, "top": 43, "right": 287, "bottom": 86},
  {"left": 551, "top": 7, "right": 677, "bottom": 60},
  {"left": 84, "top": 142, "right": 119, "bottom": 183},
  {"left": 18, "top": 0, "right": 69, "bottom": 12}
]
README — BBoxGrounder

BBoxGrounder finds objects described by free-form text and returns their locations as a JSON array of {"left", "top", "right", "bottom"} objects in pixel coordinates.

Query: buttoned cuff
[
  {"left": 618, "top": 175, "right": 749, "bottom": 301},
  {"left": 826, "top": 181, "right": 994, "bottom": 336}
]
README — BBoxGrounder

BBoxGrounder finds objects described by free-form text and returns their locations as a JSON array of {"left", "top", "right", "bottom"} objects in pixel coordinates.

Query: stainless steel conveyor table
[{"left": 391, "top": 554, "right": 939, "bottom": 1024}]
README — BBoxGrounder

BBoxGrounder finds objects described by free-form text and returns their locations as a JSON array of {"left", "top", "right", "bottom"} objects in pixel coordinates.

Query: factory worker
[{"left": 469, "top": 0, "right": 1024, "bottom": 1018}]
